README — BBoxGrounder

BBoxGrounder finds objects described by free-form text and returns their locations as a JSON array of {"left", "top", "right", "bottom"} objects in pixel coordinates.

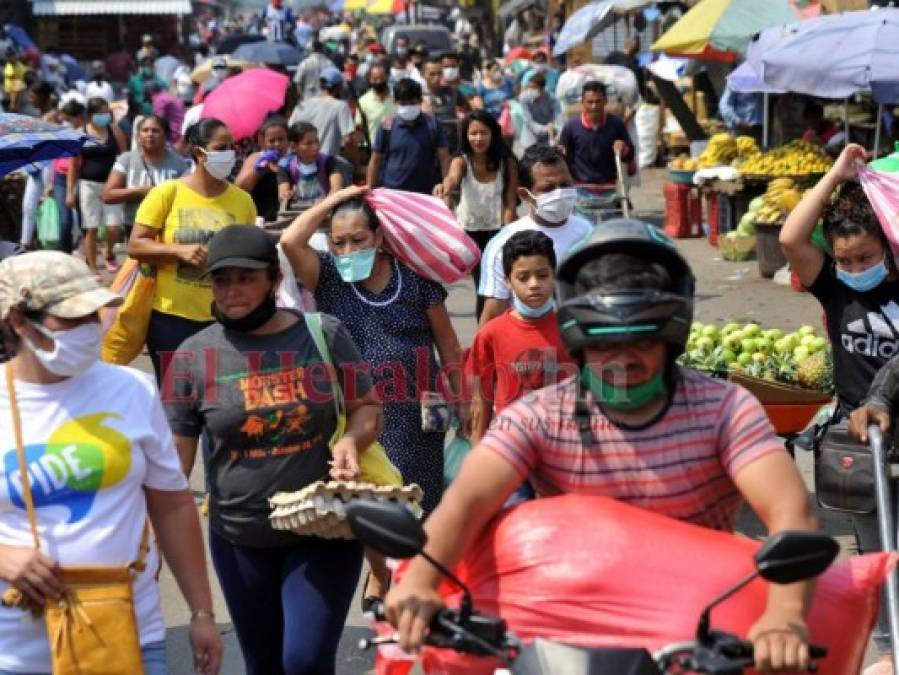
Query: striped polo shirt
[{"left": 481, "top": 367, "right": 783, "bottom": 531}]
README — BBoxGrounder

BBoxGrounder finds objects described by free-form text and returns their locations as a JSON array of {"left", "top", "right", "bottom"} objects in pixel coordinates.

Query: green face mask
[{"left": 581, "top": 364, "right": 667, "bottom": 412}]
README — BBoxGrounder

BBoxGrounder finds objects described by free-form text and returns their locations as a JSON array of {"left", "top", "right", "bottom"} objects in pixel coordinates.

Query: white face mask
[
  {"left": 23, "top": 321, "right": 102, "bottom": 377},
  {"left": 442, "top": 66, "right": 459, "bottom": 81},
  {"left": 201, "top": 148, "right": 236, "bottom": 180},
  {"left": 529, "top": 187, "right": 578, "bottom": 223},
  {"left": 520, "top": 88, "right": 539, "bottom": 103},
  {"left": 396, "top": 104, "right": 421, "bottom": 121}
]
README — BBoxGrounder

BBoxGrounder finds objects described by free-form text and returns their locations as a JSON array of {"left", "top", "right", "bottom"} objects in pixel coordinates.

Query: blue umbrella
[
  {"left": 747, "top": 8, "right": 899, "bottom": 103},
  {"left": 553, "top": 1, "right": 614, "bottom": 56},
  {"left": 552, "top": 0, "right": 654, "bottom": 56},
  {"left": 0, "top": 113, "right": 90, "bottom": 177},
  {"left": 3, "top": 24, "right": 37, "bottom": 52},
  {"left": 726, "top": 61, "right": 784, "bottom": 94},
  {"left": 59, "top": 54, "right": 87, "bottom": 85},
  {"left": 233, "top": 40, "right": 302, "bottom": 66}
]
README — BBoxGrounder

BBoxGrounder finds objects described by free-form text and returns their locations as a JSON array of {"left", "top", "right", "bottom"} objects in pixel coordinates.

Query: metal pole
[
  {"left": 868, "top": 425, "right": 899, "bottom": 664},
  {"left": 874, "top": 103, "right": 884, "bottom": 159},
  {"left": 763, "top": 93, "right": 770, "bottom": 149}
]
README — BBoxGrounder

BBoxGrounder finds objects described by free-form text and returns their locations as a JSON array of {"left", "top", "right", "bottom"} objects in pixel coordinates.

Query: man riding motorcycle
[{"left": 386, "top": 220, "right": 819, "bottom": 672}]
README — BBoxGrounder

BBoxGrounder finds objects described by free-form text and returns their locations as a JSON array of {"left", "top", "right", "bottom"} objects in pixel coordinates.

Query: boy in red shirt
[{"left": 466, "top": 230, "right": 576, "bottom": 442}]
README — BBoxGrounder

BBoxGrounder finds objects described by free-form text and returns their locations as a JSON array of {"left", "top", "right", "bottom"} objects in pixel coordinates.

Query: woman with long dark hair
[{"left": 434, "top": 109, "right": 518, "bottom": 318}]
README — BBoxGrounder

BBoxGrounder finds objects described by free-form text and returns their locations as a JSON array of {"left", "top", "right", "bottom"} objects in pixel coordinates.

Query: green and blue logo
[{"left": 4, "top": 413, "right": 131, "bottom": 523}]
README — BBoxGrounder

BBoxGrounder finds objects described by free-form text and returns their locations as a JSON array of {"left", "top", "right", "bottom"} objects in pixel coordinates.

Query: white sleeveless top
[{"left": 455, "top": 156, "right": 504, "bottom": 232}]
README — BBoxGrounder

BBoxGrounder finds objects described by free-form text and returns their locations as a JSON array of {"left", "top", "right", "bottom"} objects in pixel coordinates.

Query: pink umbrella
[{"left": 200, "top": 68, "right": 289, "bottom": 141}]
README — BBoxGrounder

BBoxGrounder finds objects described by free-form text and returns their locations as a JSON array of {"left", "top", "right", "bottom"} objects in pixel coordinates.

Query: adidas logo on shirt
[{"left": 841, "top": 301, "right": 899, "bottom": 358}]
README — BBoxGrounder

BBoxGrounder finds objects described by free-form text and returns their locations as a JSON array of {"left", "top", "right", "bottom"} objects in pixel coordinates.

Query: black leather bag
[{"left": 814, "top": 419, "right": 876, "bottom": 514}]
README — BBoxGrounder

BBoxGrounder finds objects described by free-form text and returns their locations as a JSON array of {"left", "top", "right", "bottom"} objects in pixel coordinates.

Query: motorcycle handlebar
[{"left": 364, "top": 601, "right": 826, "bottom": 672}]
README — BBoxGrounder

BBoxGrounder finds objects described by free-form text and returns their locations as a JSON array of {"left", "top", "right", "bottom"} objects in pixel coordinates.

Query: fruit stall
[
  {"left": 680, "top": 321, "right": 834, "bottom": 434},
  {"left": 665, "top": 133, "right": 834, "bottom": 279}
]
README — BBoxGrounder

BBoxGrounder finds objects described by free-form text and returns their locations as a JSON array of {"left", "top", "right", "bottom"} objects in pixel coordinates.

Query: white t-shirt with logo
[
  {"left": 0, "top": 362, "right": 188, "bottom": 673},
  {"left": 477, "top": 214, "right": 593, "bottom": 300}
]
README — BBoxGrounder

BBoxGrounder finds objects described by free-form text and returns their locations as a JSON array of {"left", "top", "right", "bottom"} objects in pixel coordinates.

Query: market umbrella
[
  {"left": 190, "top": 56, "right": 262, "bottom": 84},
  {"left": 726, "top": 61, "right": 784, "bottom": 95},
  {"left": 498, "top": 0, "right": 538, "bottom": 19},
  {"left": 553, "top": 0, "right": 655, "bottom": 56},
  {"left": 651, "top": 0, "right": 798, "bottom": 61},
  {"left": 365, "top": 0, "right": 403, "bottom": 14},
  {"left": 747, "top": 8, "right": 899, "bottom": 104},
  {"left": 504, "top": 47, "right": 532, "bottom": 65},
  {"left": 216, "top": 33, "right": 265, "bottom": 55},
  {"left": 200, "top": 68, "right": 289, "bottom": 141},
  {"left": 232, "top": 40, "right": 302, "bottom": 66},
  {"left": 0, "top": 113, "right": 90, "bottom": 177}
]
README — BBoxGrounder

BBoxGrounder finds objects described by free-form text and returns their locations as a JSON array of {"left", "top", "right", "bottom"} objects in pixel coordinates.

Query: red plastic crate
[
  {"left": 663, "top": 182, "right": 702, "bottom": 239},
  {"left": 704, "top": 191, "right": 720, "bottom": 246}
]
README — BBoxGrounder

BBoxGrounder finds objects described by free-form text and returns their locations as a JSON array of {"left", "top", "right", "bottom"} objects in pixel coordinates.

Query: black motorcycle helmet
[{"left": 556, "top": 219, "right": 695, "bottom": 361}]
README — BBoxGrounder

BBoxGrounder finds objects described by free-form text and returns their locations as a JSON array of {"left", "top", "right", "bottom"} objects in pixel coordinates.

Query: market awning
[{"left": 31, "top": 0, "right": 191, "bottom": 15}]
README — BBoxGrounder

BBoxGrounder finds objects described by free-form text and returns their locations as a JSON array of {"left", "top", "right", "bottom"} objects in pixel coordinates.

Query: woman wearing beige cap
[{"left": 0, "top": 251, "right": 222, "bottom": 675}]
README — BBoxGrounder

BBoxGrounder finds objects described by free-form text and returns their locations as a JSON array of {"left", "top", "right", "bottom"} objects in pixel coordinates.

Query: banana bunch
[
  {"left": 698, "top": 133, "right": 739, "bottom": 167},
  {"left": 739, "top": 140, "right": 833, "bottom": 176},
  {"left": 755, "top": 178, "right": 802, "bottom": 224},
  {"left": 735, "top": 135, "right": 760, "bottom": 157}
]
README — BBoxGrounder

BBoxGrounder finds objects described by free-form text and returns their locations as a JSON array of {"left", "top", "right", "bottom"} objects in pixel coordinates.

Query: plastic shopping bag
[
  {"left": 858, "top": 166, "right": 899, "bottom": 260},
  {"left": 35, "top": 197, "right": 59, "bottom": 249},
  {"left": 101, "top": 259, "right": 155, "bottom": 365},
  {"left": 381, "top": 495, "right": 892, "bottom": 675},
  {"left": 364, "top": 189, "right": 481, "bottom": 284},
  {"left": 443, "top": 435, "right": 471, "bottom": 486}
]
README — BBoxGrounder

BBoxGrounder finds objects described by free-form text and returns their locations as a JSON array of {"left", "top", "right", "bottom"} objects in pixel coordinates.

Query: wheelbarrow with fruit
[{"left": 679, "top": 321, "right": 834, "bottom": 436}]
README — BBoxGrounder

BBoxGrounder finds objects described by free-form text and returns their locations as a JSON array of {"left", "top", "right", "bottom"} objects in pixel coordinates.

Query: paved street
[{"left": 155, "top": 168, "right": 866, "bottom": 674}]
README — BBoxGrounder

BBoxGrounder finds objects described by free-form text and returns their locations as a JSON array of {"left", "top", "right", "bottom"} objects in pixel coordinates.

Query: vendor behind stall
[{"left": 801, "top": 100, "right": 844, "bottom": 154}]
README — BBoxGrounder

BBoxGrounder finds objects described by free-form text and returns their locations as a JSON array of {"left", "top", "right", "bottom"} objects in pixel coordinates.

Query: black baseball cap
[{"left": 202, "top": 225, "right": 278, "bottom": 278}]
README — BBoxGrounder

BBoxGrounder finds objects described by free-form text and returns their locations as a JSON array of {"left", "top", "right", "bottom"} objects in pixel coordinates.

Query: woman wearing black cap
[{"left": 164, "top": 225, "right": 382, "bottom": 675}]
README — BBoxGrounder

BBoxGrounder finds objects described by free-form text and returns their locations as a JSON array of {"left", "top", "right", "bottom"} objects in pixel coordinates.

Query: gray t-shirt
[
  {"left": 288, "top": 96, "right": 355, "bottom": 157},
  {"left": 164, "top": 312, "right": 373, "bottom": 547},
  {"left": 112, "top": 149, "right": 188, "bottom": 225}
]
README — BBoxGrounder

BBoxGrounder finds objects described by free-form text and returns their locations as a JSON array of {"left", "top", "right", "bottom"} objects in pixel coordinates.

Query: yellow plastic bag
[
  {"left": 304, "top": 313, "right": 403, "bottom": 487},
  {"left": 101, "top": 259, "right": 156, "bottom": 365}
]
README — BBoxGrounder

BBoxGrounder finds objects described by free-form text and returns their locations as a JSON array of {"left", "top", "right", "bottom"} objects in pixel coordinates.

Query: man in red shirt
[{"left": 466, "top": 230, "right": 575, "bottom": 441}]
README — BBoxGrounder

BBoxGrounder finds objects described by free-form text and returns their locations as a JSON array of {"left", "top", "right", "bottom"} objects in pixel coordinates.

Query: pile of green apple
[{"left": 680, "top": 321, "right": 829, "bottom": 384}]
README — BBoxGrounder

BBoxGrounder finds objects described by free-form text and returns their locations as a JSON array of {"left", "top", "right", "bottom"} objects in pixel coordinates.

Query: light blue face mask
[
  {"left": 91, "top": 112, "right": 111, "bottom": 127},
  {"left": 334, "top": 248, "right": 376, "bottom": 283},
  {"left": 836, "top": 258, "right": 888, "bottom": 292},
  {"left": 512, "top": 294, "right": 555, "bottom": 319}
]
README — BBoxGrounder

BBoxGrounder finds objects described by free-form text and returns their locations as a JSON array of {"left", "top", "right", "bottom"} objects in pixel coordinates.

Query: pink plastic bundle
[
  {"left": 364, "top": 188, "right": 481, "bottom": 284},
  {"left": 378, "top": 495, "right": 893, "bottom": 675},
  {"left": 858, "top": 166, "right": 899, "bottom": 259}
]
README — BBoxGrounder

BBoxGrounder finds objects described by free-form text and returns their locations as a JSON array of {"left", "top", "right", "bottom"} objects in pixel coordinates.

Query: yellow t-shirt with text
[{"left": 135, "top": 180, "right": 257, "bottom": 322}]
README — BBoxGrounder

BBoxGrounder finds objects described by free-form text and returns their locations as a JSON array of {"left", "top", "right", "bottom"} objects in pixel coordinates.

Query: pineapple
[
  {"left": 796, "top": 350, "right": 833, "bottom": 391},
  {"left": 765, "top": 353, "right": 798, "bottom": 386}
]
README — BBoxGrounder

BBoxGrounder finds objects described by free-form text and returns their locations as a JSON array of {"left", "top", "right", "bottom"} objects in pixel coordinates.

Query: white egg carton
[{"left": 269, "top": 480, "right": 423, "bottom": 539}]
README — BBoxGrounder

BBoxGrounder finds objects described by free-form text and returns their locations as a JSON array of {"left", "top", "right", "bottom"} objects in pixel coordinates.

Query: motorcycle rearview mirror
[
  {"left": 345, "top": 499, "right": 477, "bottom": 620},
  {"left": 754, "top": 530, "right": 839, "bottom": 585},
  {"left": 345, "top": 499, "right": 426, "bottom": 559},
  {"left": 696, "top": 530, "right": 839, "bottom": 643}
]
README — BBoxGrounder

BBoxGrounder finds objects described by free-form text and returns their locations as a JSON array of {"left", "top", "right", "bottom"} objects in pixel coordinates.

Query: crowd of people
[{"left": 0, "top": 7, "right": 893, "bottom": 675}]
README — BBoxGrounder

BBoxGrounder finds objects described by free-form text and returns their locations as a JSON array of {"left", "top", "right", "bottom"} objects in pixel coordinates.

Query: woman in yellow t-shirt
[{"left": 129, "top": 117, "right": 257, "bottom": 382}]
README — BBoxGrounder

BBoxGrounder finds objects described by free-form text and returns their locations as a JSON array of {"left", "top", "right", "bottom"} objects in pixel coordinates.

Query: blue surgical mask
[
  {"left": 334, "top": 248, "right": 376, "bottom": 283},
  {"left": 512, "top": 294, "right": 555, "bottom": 319},
  {"left": 91, "top": 112, "right": 112, "bottom": 127},
  {"left": 836, "top": 258, "right": 888, "bottom": 292}
]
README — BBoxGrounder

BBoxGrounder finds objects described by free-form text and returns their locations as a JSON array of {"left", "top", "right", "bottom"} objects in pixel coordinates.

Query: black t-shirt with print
[
  {"left": 809, "top": 261, "right": 899, "bottom": 411},
  {"left": 164, "top": 311, "right": 372, "bottom": 547}
]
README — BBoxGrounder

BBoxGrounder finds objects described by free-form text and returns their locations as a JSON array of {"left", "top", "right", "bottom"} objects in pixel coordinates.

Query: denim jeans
[{"left": 0, "top": 639, "right": 167, "bottom": 675}]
